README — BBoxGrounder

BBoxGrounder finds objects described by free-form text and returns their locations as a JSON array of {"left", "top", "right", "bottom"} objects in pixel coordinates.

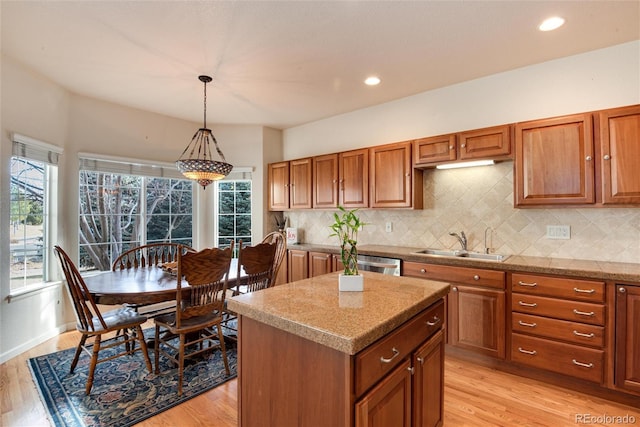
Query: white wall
[
  {"left": 283, "top": 41, "right": 640, "bottom": 264},
  {"left": 284, "top": 41, "right": 639, "bottom": 159},
  {"left": 0, "top": 55, "right": 282, "bottom": 361}
]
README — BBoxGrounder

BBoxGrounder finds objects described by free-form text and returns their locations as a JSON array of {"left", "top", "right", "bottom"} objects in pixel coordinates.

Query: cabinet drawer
[
  {"left": 512, "top": 274, "right": 605, "bottom": 302},
  {"left": 511, "top": 293, "right": 605, "bottom": 326},
  {"left": 512, "top": 333, "right": 604, "bottom": 383},
  {"left": 403, "top": 262, "right": 505, "bottom": 289},
  {"left": 354, "top": 299, "right": 444, "bottom": 397},
  {"left": 512, "top": 312, "right": 604, "bottom": 347}
]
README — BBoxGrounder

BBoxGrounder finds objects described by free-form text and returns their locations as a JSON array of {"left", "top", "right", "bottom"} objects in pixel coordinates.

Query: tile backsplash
[{"left": 287, "top": 161, "right": 640, "bottom": 264}]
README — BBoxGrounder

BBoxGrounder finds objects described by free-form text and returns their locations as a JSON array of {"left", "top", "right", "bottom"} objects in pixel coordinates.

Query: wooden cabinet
[
  {"left": 597, "top": 105, "right": 640, "bottom": 204},
  {"left": 355, "top": 302, "right": 445, "bottom": 427},
  {"left": 615, "top": 284, "right": 640, "bottom": 395},
  {"left": 313, "top": 154, "right": 339, "bottom": 209},
  {"left": 514, "top": 113, "right": 595, "bottom": 206},
  {"left": 413, "top": 125, "right": 512, "bottom": 167},
  {"left": 268, "top": 158, "right": 312, "bottom": 211},
  {"left": 510, "top": 273, "right": 606, "bottom": 383},
  {"left": 403, "top": 262, "right": 506, "bottom": 359},
  {"left": 309, "top": 251, "right": 333, "bottom": 277},
  {"left": 370, "top": 142, "right": 423, "bottom": 209},
  {"left": 287, "top": 249, "right": 308, "bottom": 282},
  {"left": 340, "top": 148, "right": 369, "bottom": 208},
  {"left": 313, "top": 149, "right": 369, "bottom": 209}
]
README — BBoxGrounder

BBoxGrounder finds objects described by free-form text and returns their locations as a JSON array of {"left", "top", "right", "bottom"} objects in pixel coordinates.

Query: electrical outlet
[
  {"left": 546, "top": 225, "right": 570, "bottom": 240},
  {"left": 385, "top": 222, "right": 393, "bottom": 232}
]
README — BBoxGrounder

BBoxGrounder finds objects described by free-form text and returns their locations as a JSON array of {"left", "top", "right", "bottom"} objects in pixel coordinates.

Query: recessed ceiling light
[
  {"left": 539, "top": 16, "right": 565, "bottom": 31},
  {"left": 364, "top": 76, "right": 381, "bottom": 86}
]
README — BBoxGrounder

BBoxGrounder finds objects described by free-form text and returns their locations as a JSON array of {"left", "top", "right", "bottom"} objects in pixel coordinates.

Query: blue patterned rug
[{"left": 28, "top": 329, "right": 237, "bottom": 427}]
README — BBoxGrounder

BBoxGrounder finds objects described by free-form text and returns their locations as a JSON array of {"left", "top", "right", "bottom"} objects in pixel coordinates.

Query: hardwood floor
[{"left": 2, "top": 328, "right": 638, "bottom": 427}]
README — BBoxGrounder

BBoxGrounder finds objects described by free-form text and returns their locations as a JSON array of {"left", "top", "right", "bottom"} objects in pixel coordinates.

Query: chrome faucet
[
  {"left": 484, "top": 227, "right": 493, "bottom": 254},
  {"left": 449, "top": 231, "right": 467, "bottom": 252}
]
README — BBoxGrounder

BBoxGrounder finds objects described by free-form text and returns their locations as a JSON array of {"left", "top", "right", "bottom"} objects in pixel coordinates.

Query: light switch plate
[
  {"left": 385, "top": 222, "right": 393, "bottom": 232},
  {"left": 546, "top": 225, "right": 570, "bottom": 239}
]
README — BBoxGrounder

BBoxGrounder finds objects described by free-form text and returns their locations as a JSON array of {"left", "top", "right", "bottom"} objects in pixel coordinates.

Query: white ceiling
[{"left": 2, "top": 1, "right": 639, "bottom": 130}]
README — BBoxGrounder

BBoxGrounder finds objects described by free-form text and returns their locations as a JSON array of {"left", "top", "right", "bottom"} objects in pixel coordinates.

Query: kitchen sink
[{"left": 411, "top": 248, "right": 508, "bottom": 262}]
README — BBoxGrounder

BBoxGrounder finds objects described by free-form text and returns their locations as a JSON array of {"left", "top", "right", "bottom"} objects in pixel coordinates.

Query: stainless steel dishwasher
[{"left": 357, "top": 254, "right": 401, "bottom": 276}]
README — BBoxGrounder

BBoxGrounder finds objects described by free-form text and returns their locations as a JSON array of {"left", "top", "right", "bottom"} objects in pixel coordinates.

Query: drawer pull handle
[
  {"left": 572, "top": 359, "right": 594, "bottom": 368},
  {"left": 573, "top": 330, "right": 595, "bottom": 338},
  {"left": 518, "top": 320, "right": 537, "bottom": 328},
  {"left": 518, "top": 301, "right": 537, "bottom": 307},
  {"left": 518, "top": 281, "right": 537, "bottom": 287},
  {"left": 573, "top": 287, "right": 595, "bottom": 294},
  {"left": 518, "top": 347, "right": 537, "bottom": 355},
  {"left": 380, "top": 347, "right": 400, "bottom": 364},
  {"left": 426, "top": 316, "right": 441, "bottom": 327},
  {"left": 573, "top": 309, "right": 595, "bottom": 317}
]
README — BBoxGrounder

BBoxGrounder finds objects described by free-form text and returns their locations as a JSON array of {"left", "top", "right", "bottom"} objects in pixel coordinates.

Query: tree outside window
[
  {"left": 78, "top": 171, "right": 193, "bottom": 271},
  {"left": 218, "top": 180, "right": 251, "bottom": 251}
]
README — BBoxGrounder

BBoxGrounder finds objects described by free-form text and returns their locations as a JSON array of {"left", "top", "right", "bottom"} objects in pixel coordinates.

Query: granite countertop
[
  {"left": 227, "top": 270, "right": 450, "bottom": 355},
  {"left": 289, "top": 243, "right": 640, "bottom": 283}
]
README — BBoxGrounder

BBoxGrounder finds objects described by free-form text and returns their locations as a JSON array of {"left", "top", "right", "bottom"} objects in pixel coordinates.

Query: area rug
[{"left": 28, "top": 329, "right": 237, "bottom": 427}]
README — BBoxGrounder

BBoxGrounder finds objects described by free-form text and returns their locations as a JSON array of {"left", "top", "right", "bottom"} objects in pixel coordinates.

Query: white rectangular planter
[{"left": 339, "top": 273, "right": 364, "bottom": 292}]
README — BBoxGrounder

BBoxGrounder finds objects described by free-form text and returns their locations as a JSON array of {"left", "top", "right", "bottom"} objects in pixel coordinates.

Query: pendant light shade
[{"left": 176, "top": 75, "right": 232, "bottom": 189}]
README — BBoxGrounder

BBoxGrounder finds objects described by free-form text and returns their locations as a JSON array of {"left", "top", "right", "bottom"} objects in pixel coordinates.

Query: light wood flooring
[{"left": 2, "top": 328, "right": 638, "bottom": 427}]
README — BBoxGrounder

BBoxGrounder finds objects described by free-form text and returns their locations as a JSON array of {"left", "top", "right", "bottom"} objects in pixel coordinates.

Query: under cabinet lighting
[
  {"left": 436, "top": 160, "right": 495, "bottom": 170},
  {"left": 364, "top": 76, "right": 381, "bottom": 86}
]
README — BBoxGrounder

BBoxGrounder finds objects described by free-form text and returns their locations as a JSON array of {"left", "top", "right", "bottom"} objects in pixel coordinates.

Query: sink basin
[{"left": 411, "top": 248, "right": 508, "bottom": 262}]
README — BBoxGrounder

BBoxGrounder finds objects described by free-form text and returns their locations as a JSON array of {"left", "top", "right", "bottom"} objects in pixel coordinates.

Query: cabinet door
[
  {"left": 413, "top": 134, "right": 456, "bottom": 166},
  {"left": 268, "top": 161, "right": 290, "bottom": 211},
  {"left": 287, "top": 250, "right": 308, "bottom": 282},
  {"left": 616, "top": 285, "right": 640, "bottom": 394},
  {"left": 313, "top": 154, "right": 339, "bottom": 209},
  {"left": 370, "top": 142, "right": 420, "bottom": 208},
  {"left": 274, "top": 255, "right": 288, "bottom": 285},
  {"left": 290, "top": 158, "right": 313, "bottom": 209},
  {"left": 514, "top": 114, "right": 594, "bottom": 206},
  {"left": 448, "top": 285, "right": 506, "bottom": 359},
  {"left": 413, "top": 330, "right": 444, "bottom": 427},
  {"left": 459, "top": 125, "right": 511, "bottom": 160},
  {"left": 332, "top": 254, "right": 345, "bottom": 272},
  {"left": 599, "top": 105, "right": 640, "bottom": 204},
  {"left": 355, "top": 359, "right": 412, "bottom": 427},
  {"left": 309, "top": 251, "right": 333, "bottom": 277},
  {"left": 339, "top": 148, "right": 369, "bottom": 208}
]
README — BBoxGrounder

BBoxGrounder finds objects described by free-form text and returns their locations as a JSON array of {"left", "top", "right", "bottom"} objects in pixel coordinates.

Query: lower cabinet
[
  {"left": 615, "top": 284, "right": 640, "bottom": 395},
  {"left": 404, "top": 261, "right": 506, "bottom": 359},
  {"left": 287, "top": 249, "right": 308, "bottom": 282},
  {"left": 355, "top": 305, "right": 445, "bottom": 427}
]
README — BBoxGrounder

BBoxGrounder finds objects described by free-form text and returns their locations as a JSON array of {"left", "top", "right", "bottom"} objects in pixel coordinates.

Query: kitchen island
[{"left": 227, "top": 271, "right": 450, "bottom": 427}]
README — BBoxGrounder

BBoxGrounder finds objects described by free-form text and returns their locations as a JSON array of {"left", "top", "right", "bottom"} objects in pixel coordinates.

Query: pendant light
[{"left": 176, "top": 75, "right": 233, "bottom": 189}]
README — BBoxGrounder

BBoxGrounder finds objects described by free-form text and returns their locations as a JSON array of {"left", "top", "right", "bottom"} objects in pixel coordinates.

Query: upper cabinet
[
  {"left": 514, "top": 105, "right": 640, "bottom": 207},
  {"left": 514, "top": 114, "right": 595, "bottom": 206},
  {"left": 268, "top": 158, "right": 312, "bottom": 211},
  {"left": 414, "top": 125, "right": 512, "bottom": 167},
  {"left": 313, "top": 149, "right": 369, "bottom": 209},
  {"left": 370, "top": 141, "right": 423, "bottom": 209},
  {"left": 597, "top": 105, "right": 640, "bottom": 204}
]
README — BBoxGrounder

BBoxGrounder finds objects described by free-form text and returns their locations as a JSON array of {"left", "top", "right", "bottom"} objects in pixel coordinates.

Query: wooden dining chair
[
  {"left": 154, "top": 244, "right": 233, "bottom": 395},
  {"left": 223, "top": 240, "right": 278, "bottom": 333},
  {"left": 112, "top": 242, "right": 195, "bottom": 271},
  {"left": 261, "top": 231, "right": 287, "bottom": 283},
  {"left": 53, "top": 245, "right": 153, "bottom": 395}
]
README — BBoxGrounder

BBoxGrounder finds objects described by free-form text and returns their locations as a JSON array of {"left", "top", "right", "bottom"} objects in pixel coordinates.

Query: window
[
  {"left": 78, "top": 157, "right": 193, "bottom": 272},
  {"left": 9, "top": 136, "right": 60, "bottom": 292},
  {"left": 217, "top": 180, "right": 251, "bottom": 250}
]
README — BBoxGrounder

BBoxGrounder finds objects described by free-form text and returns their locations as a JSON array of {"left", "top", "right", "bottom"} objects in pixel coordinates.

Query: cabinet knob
[
  {"left": 604, "top": 154, "right": 611, "bottom": 160},
  {"left": 420, "top": 268, "right": 426, "bottom": 274},
  {"left": 449, "top": 145, "right": 454, "bottom": 150},
  {"left": 417, "top": 356, "right": 425, "bottom": 365},
  {"left": 452, "top": 286, "right": 458, "bottom": 292},
  {"left": 585, "top": 155, "right": 592, "bottom": 161},
  {"left": 473, "top": 275, "right": 480, "bottom": 281},
  {"left": 619, "top": 287, "right": 626, "bottom": 293},
  {"left": 461, "top": 143, "right": 466, "bottom": 148}
]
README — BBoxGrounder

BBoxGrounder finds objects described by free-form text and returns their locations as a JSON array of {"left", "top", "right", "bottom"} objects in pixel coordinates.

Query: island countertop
[{"left": 227, "top": 271, "right": 450, "bottom": 355}]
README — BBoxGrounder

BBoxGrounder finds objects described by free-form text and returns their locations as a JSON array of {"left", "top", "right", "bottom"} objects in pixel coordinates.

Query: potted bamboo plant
[{"left": 330, "top": 206, "right": 366, "bottom": 291}]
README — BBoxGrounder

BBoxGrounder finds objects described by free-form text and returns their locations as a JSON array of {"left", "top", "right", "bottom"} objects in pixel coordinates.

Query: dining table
[{"left": 83, "top": 258, "right": 240, "bottom": 306}]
